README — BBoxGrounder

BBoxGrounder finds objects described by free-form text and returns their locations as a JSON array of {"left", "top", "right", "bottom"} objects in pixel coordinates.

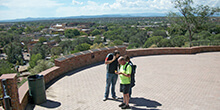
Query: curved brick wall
[
  {"left": 126, "top": 46, "right": 220, "bottom": 57},
  {"left": 1, "top": 46, "right": 220, "bottom": 110}
]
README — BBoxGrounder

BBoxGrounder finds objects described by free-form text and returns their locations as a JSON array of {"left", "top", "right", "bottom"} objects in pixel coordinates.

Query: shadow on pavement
[
  {"left": 25, "top": 99, "right": 61, "bottom": 110},
  {"left": 38, "top": 99, "right": 61, "bottom": 108},
  {"left": 45, "top": 61, "right": 104, "bottom": 89},
  {"left": 109, "top": 97, "right": 161, "bottom": 110},
  {"left": 130, "top": 97, "right": 162, "bottom": 110},
  {"left": 66, "top": 61, "right": 104, "bottom": 76},
  {"left": 131, "top": 106, "right": 160, "bottom": 110}
]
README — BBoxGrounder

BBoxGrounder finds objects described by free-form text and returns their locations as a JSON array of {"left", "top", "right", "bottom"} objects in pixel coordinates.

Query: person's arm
[
  {"left": 116, "top": 65, "right": 132, "bottom": 77},
  {"left": 119, "top": 72, "right": 131, "bottom": 77},
  {"left": 115, "top": 71, "right": 131, "bottom": 77},
  {"left": 105, "top": 55, "right": 116, "bottom": 64}
]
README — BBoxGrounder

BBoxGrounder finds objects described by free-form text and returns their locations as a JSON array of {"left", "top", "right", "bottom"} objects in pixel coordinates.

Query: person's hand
[{"left": 115, "top": 70, "right": 118, "bottom": 74}]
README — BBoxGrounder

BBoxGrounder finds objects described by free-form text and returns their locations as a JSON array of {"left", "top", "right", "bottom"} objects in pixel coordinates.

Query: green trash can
[{"left": 28, "top": 74, "right": 47, "bottom": 104}]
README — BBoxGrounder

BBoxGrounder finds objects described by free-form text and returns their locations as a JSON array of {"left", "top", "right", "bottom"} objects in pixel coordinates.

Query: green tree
[
  {"left": 158, "top": 39, "right": 172, "bottom": 47},
  {"left": 39, "top": 37, "right": 47, "bottom": 43},
  {"left": 0, "top": 33, "right": 20, "bottom": 48},
  {"left": 169, "top": 0, "right": 219, "bottom": 46},
  {"left": 128, "top": 43, "right": 140, "bottom": 49},
  {"left": 75, "top": 43, "right": 91, "bottom": 51},
  {"left": 31, "top": 43, "right": 49, "bottom": 59},
  {"left": 20, "top": 36, "right": 32, "bottom": 45},
  {"left": 10, "top": 25, "right": 17, "bottom": 31},
  {"left": 91, "top": 29, "right": 101, "bottom": 36},
  {"left": 129, "top": 37, "right": 142, "bottom": 48},
  {"left": 213, "top": 34, "right": 220, "bottom": 40},
  {"left": 29, "top": 53, "right": 42, "bottom": 68},
  {"left": 90, "top": 43, "right": 105, "bottom": 49},
  {"left": 209, "top": 25, "right": 220, "bottom": 34},
  {"left": 74, "top": 37, "right": 93, "bottom": 46},
  {"left": 80, "top": 31, "right": 88, "bottom": 36},
  {"left": 144, "top": 36, "right": 163, "bottom": 48},
  {"left": 129, "top": 31, "right": 148, "bottom": 48},
  {"left": 64, "top": 29, "right": 77, "bottom": 38},
  {"left": 59, "top": 40, "right": 73, "bottom": 50},
  {"left": 0, "top": 60, "right": 16, "bottom": 75},
  {"left": 51, "top": 47, "right": 62, "bottom": 55},
  {"left": 152, "top": 30, "right": 168, "bottom": 37},
  {"left": 90, "top": 43, "right": 99, "bottom": 49},
  {"left": 25, "top": 26, "right": 32, "bottom": 34},
  {"left": 168, "top": 24, "right": 187, "bottom": 36},
  {"left": 64, "top": 47, "right": 72, "bottom": 55},
  {"left": 145, "top": 27, "right": 153, "bottom": 31},
  {"left": 113, "top": 40, "right": 123, "bottom": 46},
  {"left": 192, "top": 31, "right": 212, "bottom": 41},
  {"left": 108, "top": 42, "right": 115, "bottom": 47},
  {"left": 37, "top": 26, "right": 45, "bottom": 31},
  {"left": 94, "top": 35, "right": 103, "bottom": 44},
  {"left": 98, "top": 43, "right": 105, "bottom": 48},
  {"left": 73, "top": 29, "right": 80, "bottom": 36},
  {"left": 171, "top": 35, "right": 187, "bottom": 47},
  {"left": 4, "top": 42, "right": 23, "bottom": 64},
  {"left": 30, "top": 60, "right": 54, "bottom": 75},
  {"left": 54, "top": 36, "right": 61, "bottom": 43}
]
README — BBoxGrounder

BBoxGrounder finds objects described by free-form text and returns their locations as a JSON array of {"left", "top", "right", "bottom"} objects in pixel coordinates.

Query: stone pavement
[{"left": 26, "top": 52, "right": 220, "bottom": 110}]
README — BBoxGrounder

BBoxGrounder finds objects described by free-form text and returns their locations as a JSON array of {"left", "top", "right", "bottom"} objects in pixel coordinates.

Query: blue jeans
[{"left": 104, "top": 73, "right": 118, "bottom": 98}]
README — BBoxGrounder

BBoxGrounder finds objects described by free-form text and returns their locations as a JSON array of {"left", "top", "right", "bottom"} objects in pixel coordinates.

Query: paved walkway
[{"left": 26, "top": 52, "right": 220, "bottom": 110}]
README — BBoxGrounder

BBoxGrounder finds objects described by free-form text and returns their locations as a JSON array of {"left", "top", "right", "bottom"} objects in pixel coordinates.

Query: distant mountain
[{"left": 0, "top": 13, "right": 167, "bottom": 22}]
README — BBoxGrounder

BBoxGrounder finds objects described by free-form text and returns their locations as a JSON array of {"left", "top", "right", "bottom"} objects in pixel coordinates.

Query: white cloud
[
  {"left": 0, "top": 0, "right": 63, "bottom": 20},
  {"left": 194, "top": 0, "right": 220, "bottom": 7},
  {"left": 72, "top": 0, "right": 83, "bottom": 5},
  {"left": 1, "top": 0, "right": 63, "bottom": 8},
  {"left": 56, "top": 0, "right": 175, "bottom": 17},
  {"left": 103, "top": 3, "right": 110, "bottom": 8},
  {"left": 1, "top": 0, "right": 219, "bottom": 20}
]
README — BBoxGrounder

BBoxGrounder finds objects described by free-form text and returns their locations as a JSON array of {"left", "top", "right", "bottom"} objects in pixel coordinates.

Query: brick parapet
[
  {"left": 126, "top": 46, "right": 220, "bottom": 57},
  {"left": 54, "top": 46, "right": 126, "bottom": 74},
  {"left": 0, "top": 74, "right": 21, "bottom": 110}
]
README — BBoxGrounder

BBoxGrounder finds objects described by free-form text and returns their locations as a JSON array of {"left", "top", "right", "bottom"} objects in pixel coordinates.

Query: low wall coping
[
  {"left": 39, "top": 66, "right": 60, "bottom": 76},
  {"left": 126, "top": 47, "right": 192, "bottom": 51},
  {"left": 90, "top": 48, "right": 101, "bottom": 52},
  {"left": 0, "top": 74, "right": 17, "bottom": 80},
  {"left": 18, "top": 82, "right": 28, "bottom": 103},
  {"left": 55, "top": 45, "right": 126, "bottom": 63}
]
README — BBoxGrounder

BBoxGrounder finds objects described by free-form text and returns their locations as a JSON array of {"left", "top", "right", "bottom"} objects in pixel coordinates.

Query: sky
[{"left": 0, "top": 0, "right": 219, "bottom": 20}]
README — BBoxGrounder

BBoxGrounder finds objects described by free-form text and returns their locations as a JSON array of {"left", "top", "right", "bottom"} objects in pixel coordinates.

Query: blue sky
[{"left": 0, "top": 0, "right": 219, "bottom": 20}]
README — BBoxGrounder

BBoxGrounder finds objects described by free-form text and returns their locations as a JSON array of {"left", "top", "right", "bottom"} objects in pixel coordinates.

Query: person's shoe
[
  {"left": 119, "top": 103, "right": 125, "bottom": 107},
  {"left": 121, "top": 105, "right": 131, "bottom": 109},
  {"left": 103, "top": 97, "right": 107, "bottom": 101},
  {"left": 112, "top": 96, "right": 119, "bottom": 100}
]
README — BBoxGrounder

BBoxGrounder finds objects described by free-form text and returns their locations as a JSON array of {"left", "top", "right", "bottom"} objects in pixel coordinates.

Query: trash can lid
[{"left": 28, "top": 74, "right": 44, "bottom": 80}]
